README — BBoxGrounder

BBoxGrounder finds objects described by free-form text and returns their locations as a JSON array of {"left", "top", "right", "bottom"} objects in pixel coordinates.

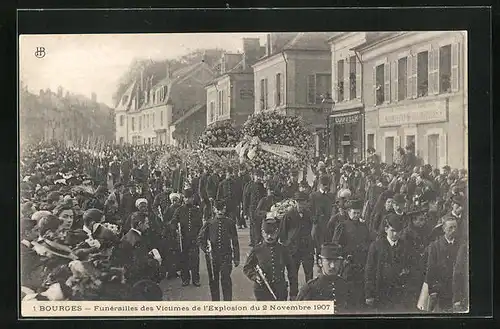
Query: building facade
[
  {"left": 205, "top": 38, "right": 262, "bottom": 127},
  {"left": 252, "top": 32, "right": 335, "bottom": 157},
  {"left": 357, "top": 31, "right": 467, "bottom": 169},
  {"left": 115, "top": 61, "right": 215, "bottom": 145},
  {"left": 20, "top": 87, "right": 114, "bottom": 148}
]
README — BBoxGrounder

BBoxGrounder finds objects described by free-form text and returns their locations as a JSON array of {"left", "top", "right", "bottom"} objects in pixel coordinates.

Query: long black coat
[
  {"left": 425, "top": 236, "right": 460, "bottom": 311},
  {"left": 365, "top": 237, "right": 410, "bottom": 311}
]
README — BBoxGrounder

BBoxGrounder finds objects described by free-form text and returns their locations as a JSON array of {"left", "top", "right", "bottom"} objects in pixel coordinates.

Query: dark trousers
[
  {"left": 236, "top": 203, "right": 246, "bottom": 227},
  {"left": 312, "top": 222, "right": 326, "bottom": 259},
  {"left": 122, "top": 171, "right": 130, "bottom": 184},
  {"left": 180, "top": 244, "right": 200, "bottom": 284},
  {"left": 249, "top": 213, "right": 262, "bottom": 246},
  {"left": 253, "top": 281, "right": 288, "bottom": 301},
  {"left": 206, "top": 253, "right": 233, "bottom": 301},
  {"left": 291, "top": 249, "right": 314, "bottom": 283}
]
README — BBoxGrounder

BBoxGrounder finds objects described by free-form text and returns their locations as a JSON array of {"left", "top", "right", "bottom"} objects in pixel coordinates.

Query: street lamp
[{"left": 319, "top": 94, "right": 335, "bottom": 158}]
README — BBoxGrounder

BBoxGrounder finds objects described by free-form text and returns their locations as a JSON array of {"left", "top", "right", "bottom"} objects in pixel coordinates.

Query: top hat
[{"left": 319, "top": 243, "right": 344, "bottom": 259}]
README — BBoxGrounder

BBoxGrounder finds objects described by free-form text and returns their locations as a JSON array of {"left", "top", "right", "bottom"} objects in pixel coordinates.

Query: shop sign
[
  {"left": 240, "top": 89, "right": 254, "bottom": 99},
  {"left": 378, "top": 100, "right": 448, "bottom": 127},
  {"left": 333, "top": 114, "right": 360, "bottom": 125}
]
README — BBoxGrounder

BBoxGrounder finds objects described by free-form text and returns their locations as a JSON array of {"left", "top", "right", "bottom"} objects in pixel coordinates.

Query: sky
[{"left": 20, "top": 33, "right": 267, "bottom": 108}]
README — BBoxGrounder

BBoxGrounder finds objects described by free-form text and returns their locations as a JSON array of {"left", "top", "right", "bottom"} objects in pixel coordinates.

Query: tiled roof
[
  {"left": 153, "top": 62, "right": 203, "bottom": 88},
  {"left": 282, "top": 32, "right": 332, "bottom": 51}
]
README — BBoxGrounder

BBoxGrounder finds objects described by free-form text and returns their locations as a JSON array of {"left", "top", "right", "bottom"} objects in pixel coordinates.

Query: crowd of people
[{"left": 20, "top": 141, "right": 468, "bottom": 314}]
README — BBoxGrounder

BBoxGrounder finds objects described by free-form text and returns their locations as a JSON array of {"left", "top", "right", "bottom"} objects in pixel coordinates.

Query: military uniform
[
  {"left": 216, "top": 176, "right": 238, "bottom": 223},
  {"left": 243, "top": 219, "right": 298, "bottom": 301},
  {"left": 197, "top": 211, "right": 240, "bottom": 301},
  {"left": 296, "top": 243, "right": 349, "bottom": 313},
  {"left": 171, "top": 200, "right": 203, "bottom": 285}
]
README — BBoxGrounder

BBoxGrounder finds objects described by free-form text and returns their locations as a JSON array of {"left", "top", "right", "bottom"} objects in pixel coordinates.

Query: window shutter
[
  {"left": 280, "top": 74, "right": 285, "bottom": 105},
  {"left": 344, "top": 58, "right": 350, "bottom": 101},
  {"left": 332, "top": 58, "right": 338, "bottom": 103},
  {"left": 373, "top": 66, "right": 377, "bottom": 106},
  {"left": 440, "top": 132, "right": 448, "bottom": 168},
  {"left": 356, "top": 59, "right": 361, "bottom": 99},
  {"left": 407, "top": 55, "right": 412, "bottom": 99},
  {"left": 384, "top": 62, "right": 390, "bottom": 103},
  {"left": 392, "top": 60, "right": 398, "bottom": 102},
  {"left": 265, "top": 79, "right": 269, "bottom": 109},
  {"left": 307, "top": 74, "right": 315, "bottom": 104},
  {"left": 428, "top": 49, "right": 434, "bottom": 95},
  {"left": 451, "top": 43, "right": 460, "bottom": 92},
  {"left": 411, "top": 54, "right": 418, "bottom": 98}
]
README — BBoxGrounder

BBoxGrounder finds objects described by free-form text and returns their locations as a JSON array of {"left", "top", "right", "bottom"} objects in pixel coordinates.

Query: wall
[
  {"left": 253, "top": 54, "right": 287, "bottom": 112},
  {"left": 231, "top": 73, "right": 255, "bottom": 126},
  {"left": 362, "top": 31, "right": 467, "bottom": 168}
]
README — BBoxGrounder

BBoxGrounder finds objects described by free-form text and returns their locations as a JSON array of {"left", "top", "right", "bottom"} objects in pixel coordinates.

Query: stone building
[
  {"left": 252, "top": 32, "right": 335, "bottom": 157},
  {"left": 355, "top": 31, "right": 468, "bottom": 169},
  {"left": 205, "top": 38, "right": 263, "bottom": 127},
  {"left": 115, "top": 60, "right": 215, "bottom": 145}
]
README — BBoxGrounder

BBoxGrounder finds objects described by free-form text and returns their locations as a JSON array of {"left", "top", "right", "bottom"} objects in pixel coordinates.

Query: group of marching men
[{"left": 20, "top": 142, "right": 468, "bottom": 313}]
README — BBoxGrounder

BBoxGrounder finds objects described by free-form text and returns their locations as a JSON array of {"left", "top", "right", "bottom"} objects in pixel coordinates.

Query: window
[
  {"left": 131, "top": 117, "right": 135, "bottom": 131},
  {"left": 147, "top": 114, "right": 149, "bottom": 128},
  {"left": 260, "top": 78, "right": 268, "bottom": 110},
  {"left": 398, "top": 57, "right": 408, "bottom": 101},
  {"left": 275, "top": 73, "right": 282, "bottom": 106},
  {"left": 209, "top": 101, "right": 215, "bottom": 123},
  {"left": 367, "top": 133, "right": 375, "bottom": 150},
  {"left": 152, "top": 113, "right": 155, "bottom": 128},
  {"left": 417, "top": 51, "right": 429, "bottom": 97},
  {"left": 439, "top": 44, "right": 452, "bottom": 93},
  {"left": 221, "top": 90, "right": 225, "bottom": 116},
  {"left": 139, "top": 116, "right": 142, "bottom": 131},
  {"left": 375, "top": 64, "right": 385, "bottom": 105},
  {"left": 406, "top": 135, "right": 415, "bottom": 149},
  {"left": 119, "top": 115, "right": 124, "bottom": 127},
  {"left": 218, "top": 90, "right": 223, "bottom": 116},
  {"left": 308, "top": 74, "right": 332, "bottom": 104},
  {"left": 337, "top": 60, "right": 344, "bottom": 102},
  {"left": 349, "top": 56, "right": 357, "bottom": 99}
]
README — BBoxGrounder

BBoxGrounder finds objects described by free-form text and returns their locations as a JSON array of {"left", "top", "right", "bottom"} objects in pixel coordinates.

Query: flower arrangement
[
  {"left": 198, "top": 120, "right": 241, "bottom": 150},
  {"left": 270, "top": 199, "right": 298, "bottom": 220},
  {"left": 198, "top": 120, "right": 241, "bottom": 170},
  {"left": 241, "top": 111, "right": 313, "bottom": 177}
]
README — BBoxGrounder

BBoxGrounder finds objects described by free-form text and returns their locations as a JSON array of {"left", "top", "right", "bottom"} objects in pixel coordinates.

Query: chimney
[
  {"left": 266, "top": 34, "right": 272, "bottom": 56},
  {"left": 243, "top": 38, "right": 261, "bottom": 67},
  {"left": 57, "top": 86, "right": 63, "bottom": 98},
  {"left": 140, "top": 69, "right": 144, "bottom": 91},
  {"left": 39, "top": 89, "right": 44, "bottom": 97},
  {"left": 91, "top": 92, "right": 97, "bottom": 103},
  {"left": 166, "top": 62, "right": 171, "bottom": 79}
]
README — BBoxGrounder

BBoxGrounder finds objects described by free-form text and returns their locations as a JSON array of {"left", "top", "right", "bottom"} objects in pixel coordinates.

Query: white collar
[
  {"left": 82, "top": 225, "right": 92, "bottom": 236},
  {"left": 445, "top": 236, "right": 455, "bottom": 245},
  {"left": 131, "top": 228, "right": 142, "bottom": 236},
  {"left": 451, "top": 211, "right": 461, "bottom": 218},
  {"left": 319, "top": 189, "right": 326, "bottom": 194},
  {"left": 386, "top": 235, "right": 398, "bottom": 247}
]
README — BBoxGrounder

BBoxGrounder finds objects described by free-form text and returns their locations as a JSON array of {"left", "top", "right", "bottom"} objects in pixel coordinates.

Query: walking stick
[{"left": 255, "top": 264, "right": 277, "bottom": 300}]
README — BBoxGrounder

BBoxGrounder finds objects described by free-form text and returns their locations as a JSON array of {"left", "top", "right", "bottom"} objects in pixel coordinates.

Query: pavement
[{"left": 160, "top": 226, "right": 321, "bottom": 301}]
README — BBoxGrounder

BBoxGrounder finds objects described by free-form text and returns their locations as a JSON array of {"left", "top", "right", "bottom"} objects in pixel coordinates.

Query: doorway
[
  {"left": 428, "top": 134, "right": 439, "bottom": 168},
  {"left": 385, "top": 136, "right": 394, "bottom": 164}
]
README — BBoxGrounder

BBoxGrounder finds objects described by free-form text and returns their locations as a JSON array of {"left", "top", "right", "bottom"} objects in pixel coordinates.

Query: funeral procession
[{"left": 19, "top": 32, "right": 469, "bottom": 314}]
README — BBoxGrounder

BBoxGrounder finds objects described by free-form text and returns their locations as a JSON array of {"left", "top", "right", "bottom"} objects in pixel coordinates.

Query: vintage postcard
[{"left": 19, "top": 28, "right": 470, "bottom": 317}]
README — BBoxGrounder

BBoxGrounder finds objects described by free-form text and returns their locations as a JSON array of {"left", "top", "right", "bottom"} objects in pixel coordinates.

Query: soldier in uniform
[
  {"left": 198, "top": 167, "right": 211, "bottom": 221},
  {"left": 296, "top": 243, "right": 349, "bottom": 313},
  {"left": 216, "top": 168, "right": 237, "bottom": 224},
  {"left": 243, "top": 170, "right": 266, "bottom": 247},
  {"left": 198, "top": 199, "right": 240, "bottom": 301},
  {"left": 171, "top": 188, "right": 203, "bottom": 286},
  {"left": 243, "top": 217, "right": 298, "bottom": 301},
  {"left": 279, "top": 191, "right": 314, "bottom": 282}
]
